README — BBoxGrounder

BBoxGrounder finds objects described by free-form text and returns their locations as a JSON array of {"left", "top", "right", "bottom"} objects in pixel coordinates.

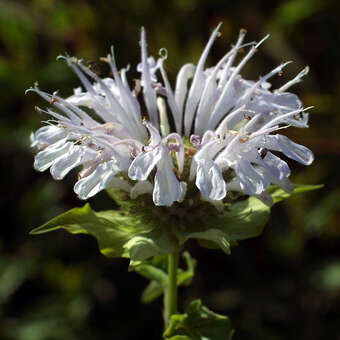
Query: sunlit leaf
[
  {"left": 164, "top": 299, "right": 234, "bottom": 340},
  {"left": 30, "top": 204, "right": 156, "bottom": 259},
  {"left": 269, "top": 184, "right": 324, "bottom": 203},
  {"left": 174, "top": 197, "right": 271, "bottom": 254},
  {"left": 31, "top": 184, "right": 320, "bottom": 261},
  {"left": 31, "top": 195, "right": 273, "bottom": 261},
  {"left": 123, "top": 227, "right": 179, "bottom": 261}
]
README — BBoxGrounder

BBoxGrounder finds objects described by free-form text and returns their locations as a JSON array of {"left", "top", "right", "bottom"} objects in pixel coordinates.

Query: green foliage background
[{"left": 1, "top": 0, "right": 340, "bottom": 339}]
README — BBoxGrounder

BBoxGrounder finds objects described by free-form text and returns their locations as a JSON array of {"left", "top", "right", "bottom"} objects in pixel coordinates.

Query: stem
[{"left": 166, "top": 252, "right": 179, "bottom": 323}]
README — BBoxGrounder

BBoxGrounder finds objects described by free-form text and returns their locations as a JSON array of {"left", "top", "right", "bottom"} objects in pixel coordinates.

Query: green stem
[{"left": 166, "top": 252, "right": 179, "bottom": 323}]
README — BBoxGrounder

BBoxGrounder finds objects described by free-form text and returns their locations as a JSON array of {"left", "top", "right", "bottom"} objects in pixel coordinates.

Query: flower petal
[
  {"left": 195, "top": 159, "right": 226, "bottom": 201},
  {"left": 165, "top": 133, "right": 184, "bottom": 174},
  {"left": 256, "top": 151, "right": 290, "bottom": 180},
  {"left": 235, "top": 159, "right": 270, "bottom": 195},
  {"left": 174, "top": 63, "right": 195, "bottom": 114},
  {"left": 74, "top": 160, "right": 120, "bottom": 199},
  {"left": 140, "top": 29, "right": 159, "bottom": 127},
  {"left": 184, "top": 24, "right": 222, "bottom": 135},
  {"left": 263, "top": 134, "right": 314, "bottom": 165},
  {"left": 31, "top": 125, "right": 67, "bottom": 147},
  {"left": 34, "top": 141, "right": 73, "bottom": 172},
  {"left": 50, "top": 146, "right": 97, "bottom": 180},
  {"left": 128, "top": 148, "right": 162, "bottom": 181},
  {"left": 153, "top": 161, "right": 183, "bottom": 206}
]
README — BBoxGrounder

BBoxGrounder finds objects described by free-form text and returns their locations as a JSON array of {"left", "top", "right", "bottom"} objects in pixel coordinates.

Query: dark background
[{"left": 1, "top": 0, "right": 340, "bottom": 339}]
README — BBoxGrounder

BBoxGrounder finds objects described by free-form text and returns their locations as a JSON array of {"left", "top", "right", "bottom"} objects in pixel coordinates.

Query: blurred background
[{"left": 1, "top": 0, "right": 340, "bottom": 339}]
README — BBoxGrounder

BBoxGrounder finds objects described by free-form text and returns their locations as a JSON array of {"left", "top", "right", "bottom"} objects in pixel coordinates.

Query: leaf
[
  {"left": 136, "top": 264, "right": 168, "bottom": 288},
  {"left": 163, "top": 299, "right": 234, "bottom": 340},
  {"left": 166, "top": 336, "right": 191, "bottom": 340},
  {"left": 31, "top": 184, "right": 318, "bottom": 261},
  {"left": 141, "top": 280, "right": 166, "bottom": 304},
  {"left": 30, "top": 204, "right": 165, "bottom": 260},
  {"left": 181, "top": 229, "right": 231, "bottom": 254},
  {"left": 269, "top": 184, "right": 324, "bottom": 203},
  {"left": 124, "top": 227, "right": 179, "bottom": 262},
  {"left": 177, "top": 252, "right": 196, "bottom": 287},
  {"left": 174, "top": 197, "right": 270, "bottom": 254},
  {"left": 135, "top": 252, "right": 196, "bottom": 304}
]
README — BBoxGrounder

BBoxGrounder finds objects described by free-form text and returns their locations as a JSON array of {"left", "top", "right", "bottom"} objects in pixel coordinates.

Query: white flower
[{"left": 29, "top": 24, "right": 313, "bottom": 207}]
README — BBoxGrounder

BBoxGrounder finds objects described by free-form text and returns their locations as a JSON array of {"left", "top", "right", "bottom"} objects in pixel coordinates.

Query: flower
[{"left": 29, "top": 24, "right": 313, "bottom": 207}]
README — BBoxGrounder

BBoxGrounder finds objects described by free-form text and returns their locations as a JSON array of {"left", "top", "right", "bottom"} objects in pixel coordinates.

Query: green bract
[
  {"left": 31, "top": 184, "right": 322, "bottom": 262},
  {"left": 163, "top": 299, "right": 234, "bottom": 340},
  {"left": 135, "top": 252, "right": 196, "bottom": 304}
]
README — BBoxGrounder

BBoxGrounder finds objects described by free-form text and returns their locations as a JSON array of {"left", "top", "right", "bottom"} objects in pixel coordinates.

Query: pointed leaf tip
[
  {"left": 270, "top": 183, "right": 324, "bottom": 204},
  {"left": 29, "top": 203, "right": 160, "bottom": 259}
]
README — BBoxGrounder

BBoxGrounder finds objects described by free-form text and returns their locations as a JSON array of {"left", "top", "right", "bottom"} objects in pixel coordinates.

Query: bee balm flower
[{"left": 29, "top": 24, "right": 313, "bottom": 207}]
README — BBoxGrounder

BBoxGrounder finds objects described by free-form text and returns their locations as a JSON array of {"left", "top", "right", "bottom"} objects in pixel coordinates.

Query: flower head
[{"left": 29, "top": 25, "right": 313, "bottom": 207}]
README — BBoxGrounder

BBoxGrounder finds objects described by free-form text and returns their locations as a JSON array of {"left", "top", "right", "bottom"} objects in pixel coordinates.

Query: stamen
[
  {"left": 190, "top": 135, "right": 201, "bottom": 149},
  {"left": 168, "top": 142, "right": 180, "bottom": 153}
]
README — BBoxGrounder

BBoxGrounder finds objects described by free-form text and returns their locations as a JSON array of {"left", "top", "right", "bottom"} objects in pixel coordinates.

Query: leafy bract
[
  {"left": 135, "top": 252, "right": 197, "bottom": 304},
  {"left": 268, "top": 184, "right": 324, "bottom": 203},
  {"left": 30, "top": 196, "right": 270, "bottom": 260},
  {"left": 178, "top": 184, "right": 323, "bottom": 254},
  {"left": 30, "top": 203, "right": 178, "bottom": 261},
  {"left": 30, "top": 184, "right": 322, "bottom": 260},
  {"left": 163, "top": 300, "right": 234, "bottom": 340},
  {"left": 173, "top": 197, "right": 271, "bottom": 255}
]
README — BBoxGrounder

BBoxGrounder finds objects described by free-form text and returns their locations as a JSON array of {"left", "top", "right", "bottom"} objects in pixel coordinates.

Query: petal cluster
[{"left": 30, "top": 25, "right": 313, "bottom": 207}]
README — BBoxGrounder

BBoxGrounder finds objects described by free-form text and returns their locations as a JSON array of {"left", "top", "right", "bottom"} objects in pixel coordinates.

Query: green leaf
[
  {"left": 30, "top": 204, "right": 167, "bottom": 260},
  {"left": 136, "top": 264, "right": 168, "bottom": 288},
  {"left": 141, "top": 280, "right": 166, "bottom": 304},
  {"left": 177, "top": 252, "right": 196, "bottom": 287},
  {"left": 269, "top": 184, "right": 324, "bottom": 203},
  {"left": 124, "top": 227, "right": 179, "bottom": 262},
  {"left": 174, "top": 197, "right": 270, "bottom": 254},
  {"left": 31, "top": 184, "right": 318, "bottom": 261},
  {"left": 164, "top": 299, "right": 234, "bottom": 340},
  {"left": 137, "top": 252, "right": 197, "bottom": 304}
]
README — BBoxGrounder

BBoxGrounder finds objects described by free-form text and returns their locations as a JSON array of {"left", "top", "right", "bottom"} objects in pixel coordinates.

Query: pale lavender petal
[
  {"left": 195, "top": 159, "right": 226, "bottom": 201},
  {"left": 184, "top": 24, "right": 222, "bottom": 136},
  {"left": 235, "top": 159, "right": 270, "bottom": 195},
  {"left": 50, "top": 146, "right": 97, "bottom": 180},
  {"left": 140, "top": 28, "right": 159, "bottom": 127},
  {"left": 74, "top": 160, "right": 120, "bottom": 199},
  {"left": 263, "top": 134, "right": 314, "bottom": 165},
  {"left": 175, "top": 63, "right": 195, "bottom": 114},
  {"left": 165, "top": 133, "right": 184, "bottom": 173},
  {"left": 31, "top": 125, "right": 67, "bottom": 147},
  {"left": 34, "top": 141, "right": 73, "bottom": 172},
  {"left": 153, "top": 155, "right": 183, "bottom": 206},
  {"left": 255, "top": 151, "right": 290, "bottom": 180},
  {"left": 159, "top": 59, "right": 182, "bottom": 133},
  {"left": 128, "top": 148, "right": 162, "bottom": 181}
]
